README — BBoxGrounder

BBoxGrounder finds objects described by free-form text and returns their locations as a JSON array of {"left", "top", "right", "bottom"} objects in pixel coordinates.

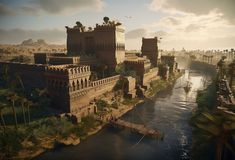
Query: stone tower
[
  {"left": 66, "top": 18, "right": 125, "bottom": 72},
  {"left": 141, "top": 37, "right": 160, "bottom": 67},
  {"left": 45, "top": 65, "right": 91, "bottom": 112},
  {"left": 94, "top": 23, "right": 125, "bottom": 71}
]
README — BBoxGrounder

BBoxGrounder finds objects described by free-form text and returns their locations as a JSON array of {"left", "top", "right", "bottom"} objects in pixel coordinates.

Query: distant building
[
  {"left": 125, "top": 55, "right": 159, "bottom": 88},
  {"left": 141, "top": 37, "right": 160, "bottom": 67},
  {"left": 161, "top": 55, "right": 178, "bottom": 74}
]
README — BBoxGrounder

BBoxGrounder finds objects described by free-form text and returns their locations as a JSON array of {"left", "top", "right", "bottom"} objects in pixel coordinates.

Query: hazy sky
[{"left": 0, "top": 0, "right": 235, "bottom": 50}]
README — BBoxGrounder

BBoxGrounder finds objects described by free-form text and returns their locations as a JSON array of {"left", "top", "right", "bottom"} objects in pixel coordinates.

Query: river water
[{"left": 36, "top": 68, "right": 214, "bottom": 160}]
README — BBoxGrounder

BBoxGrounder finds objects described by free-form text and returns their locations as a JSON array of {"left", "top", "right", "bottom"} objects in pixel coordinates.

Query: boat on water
[{"left": 184, "top": 81, "right": 192, "bottom": 93}]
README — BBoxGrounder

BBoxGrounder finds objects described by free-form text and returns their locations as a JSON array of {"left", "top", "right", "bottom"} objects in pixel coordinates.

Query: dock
[{"left": 110, "top": 119, "right": 164, "bottom": 140}]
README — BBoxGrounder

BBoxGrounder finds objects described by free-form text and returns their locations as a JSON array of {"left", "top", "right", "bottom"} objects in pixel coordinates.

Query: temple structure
[{"left": 0, "top": 17, "right": 177, "bottom": 119}]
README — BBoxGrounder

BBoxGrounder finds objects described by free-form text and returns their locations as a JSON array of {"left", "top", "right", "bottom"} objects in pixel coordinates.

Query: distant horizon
[
  {"left": 0, "top": 38, "right": 234, "bottom": 52},
  {"left": 0, "top": 0, "right": 235, "bottom": 50}
]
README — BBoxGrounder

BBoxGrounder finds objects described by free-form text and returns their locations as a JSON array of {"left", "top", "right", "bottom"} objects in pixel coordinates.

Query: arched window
[
  {"left": 72, "top": 81, "right": 76, "bottom": 91},
  {"left": 85, "top": 78, "right": 87, "bottom": 87},
  {"left": 77, "top": 80, "right": 80, "bottom": 90},
  {"left": 81, "top": 79, "right": 84, "bottom": 89}
]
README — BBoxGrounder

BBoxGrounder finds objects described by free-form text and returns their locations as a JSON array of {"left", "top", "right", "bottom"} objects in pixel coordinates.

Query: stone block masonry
[{"left": 0, "top": 61, "right": 47, "bottom": 89}]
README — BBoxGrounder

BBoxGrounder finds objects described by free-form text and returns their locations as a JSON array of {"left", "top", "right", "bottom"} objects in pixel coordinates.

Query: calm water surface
[{"left": 36, "top": 70, "right": 213, "bottom": 160}]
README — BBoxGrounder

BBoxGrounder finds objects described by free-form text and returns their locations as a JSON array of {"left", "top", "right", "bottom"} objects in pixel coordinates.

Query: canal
[{"left": 36, "top": 63, "right": 216, "bottom": 160}]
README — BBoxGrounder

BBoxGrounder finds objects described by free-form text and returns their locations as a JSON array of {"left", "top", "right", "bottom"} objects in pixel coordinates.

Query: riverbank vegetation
[
  {"left": 0, "top": 69, "right": 101, "bottom": 159},
  {"left": 147, "top": 72, "right": 182, "bottom": 97},
  {"left": 190, "top": 81, "right": 235, "bottom": 160},
  {"left": 190, "top": 58, "right": 235, "bottom": 160},
  {"left": 190, "top": 81, "right": 217, "bottom": 160}
]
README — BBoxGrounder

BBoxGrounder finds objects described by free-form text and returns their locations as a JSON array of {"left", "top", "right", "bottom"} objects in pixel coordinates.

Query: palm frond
[{"left": 195, "top": 123, "right": 220, "bottom": 136}]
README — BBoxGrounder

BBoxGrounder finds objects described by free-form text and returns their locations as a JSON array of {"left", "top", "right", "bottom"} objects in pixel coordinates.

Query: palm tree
[
  {"left": 26, "top": 100, "right": 33, "bottom": 124},
  {"left": 76, "top": 21, "right": 83, "bottom": 28},
  {"left": 0, "top": 103, "right": 7, "bottom": 132},
  {"left": 192, "top": 109, "right": 235, "bottom": 160},
  {"left": 7, "top": 93, "right": 19, "bottom": 130},
  {"left": 1, "top": 65, "right": 9, "bottom": 87},
  {"left": 19, "top": 97, "right": 27, "bottom": 125},
  {"left": 35, "top": 88, "right": 50, "bottom": 107},
  {"left": 228, "top": 60, "right": 235, "bottom": 88},
  {"left": 15, "top": 73, "right": 24, "bottom": 91},
  {"left": 36, "top": 88, "right": 49, "bottom": 97},
  {"left": 103, "top": 16, "right": 110, "bottom": 24}
]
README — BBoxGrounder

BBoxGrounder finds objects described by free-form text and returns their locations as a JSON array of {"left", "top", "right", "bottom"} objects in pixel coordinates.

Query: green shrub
[
  {"left": 95, "top": 99, "right": 109, "bottom": 111},
  {"left": 0, "top": 129, "right": 24, "bottom": 158},
  {"left": 122, "top": 98, "right": 139, "bottom": 105}
]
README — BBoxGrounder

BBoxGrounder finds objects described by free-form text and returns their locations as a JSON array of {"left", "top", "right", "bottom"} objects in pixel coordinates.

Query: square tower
[
  {"left": 45, "top": 64, "right": 91, "bottom": 112},
  {"left": 94, "top": 23, "right": 125, "bottom": 71},
  {"left": 66, "top": 18, "right": 125, "bottom": 72},
  {"left": 141, "top": 37, "right": 160, "bottom": 67}
]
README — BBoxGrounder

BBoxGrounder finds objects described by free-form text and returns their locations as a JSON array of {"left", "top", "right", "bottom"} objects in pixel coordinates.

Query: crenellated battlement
[
  {"left": 94, "top": 24, "right": 124, "bottom": 32},
  {"left": 46, "top": 65, "right": 90, "bottom": 75},
  {"left": 66, "top": 27, "right": 93, "bottom": 34}
]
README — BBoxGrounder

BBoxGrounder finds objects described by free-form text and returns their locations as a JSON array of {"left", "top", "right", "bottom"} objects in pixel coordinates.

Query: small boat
[{"left": 184, "top": 81, "right": 192, "bottom": 93}]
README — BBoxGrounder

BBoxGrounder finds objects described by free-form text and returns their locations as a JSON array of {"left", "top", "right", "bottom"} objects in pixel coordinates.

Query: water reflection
[{"left": 36, "top": 70, "right": 213, "bottom": 160}]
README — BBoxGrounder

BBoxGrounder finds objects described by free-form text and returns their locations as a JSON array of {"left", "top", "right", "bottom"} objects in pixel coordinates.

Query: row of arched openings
[{"left": 47, "top": 78, "right": 89, "bottom": 92}]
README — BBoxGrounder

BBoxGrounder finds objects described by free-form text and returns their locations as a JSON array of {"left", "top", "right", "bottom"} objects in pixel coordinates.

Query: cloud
[
  {"left": 142, "top": 9, "right": 235, "bottom": 50},
  {"left": 29, "top": 0, "right": 105, "bottom": 15},
  {"left": 151, "top": 30, "right": 168, "bottom": 37},
  {"left": 165, "top": 17, "right": 181, "bottom": 25},
  {"left": 0, "top": 0, "right": 105, "bottom": 16},
  {"left": 148, "top": 0, "right": 235, "bottom": 24},
  {"left": 20, "top": 6, "right": 40, "bottom": 16},
  {"left": 0, "top": 28, "right": 65, "bottom": 44},
  {"left": 0, "top": 3, "right": 15, "bottom": 16},
  {"left": 125, "top": 28, "right": 147, "bottom": 39},
  {"left": 185, "top": 24, "right": 205, "bottom": 33}
]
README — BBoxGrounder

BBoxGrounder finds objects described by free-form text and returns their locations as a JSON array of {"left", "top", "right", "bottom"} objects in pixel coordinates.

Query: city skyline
[{"left": 0, "top": 0, "right": 235, "bottom": 50}]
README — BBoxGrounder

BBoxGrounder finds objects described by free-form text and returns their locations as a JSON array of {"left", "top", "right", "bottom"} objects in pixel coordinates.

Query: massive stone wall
[
  {"left": 0, "top": 61, "right": 47, "bottom": 89},
  {"left": 125, "top": 59, "right": 152, "bottom": 86}
]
